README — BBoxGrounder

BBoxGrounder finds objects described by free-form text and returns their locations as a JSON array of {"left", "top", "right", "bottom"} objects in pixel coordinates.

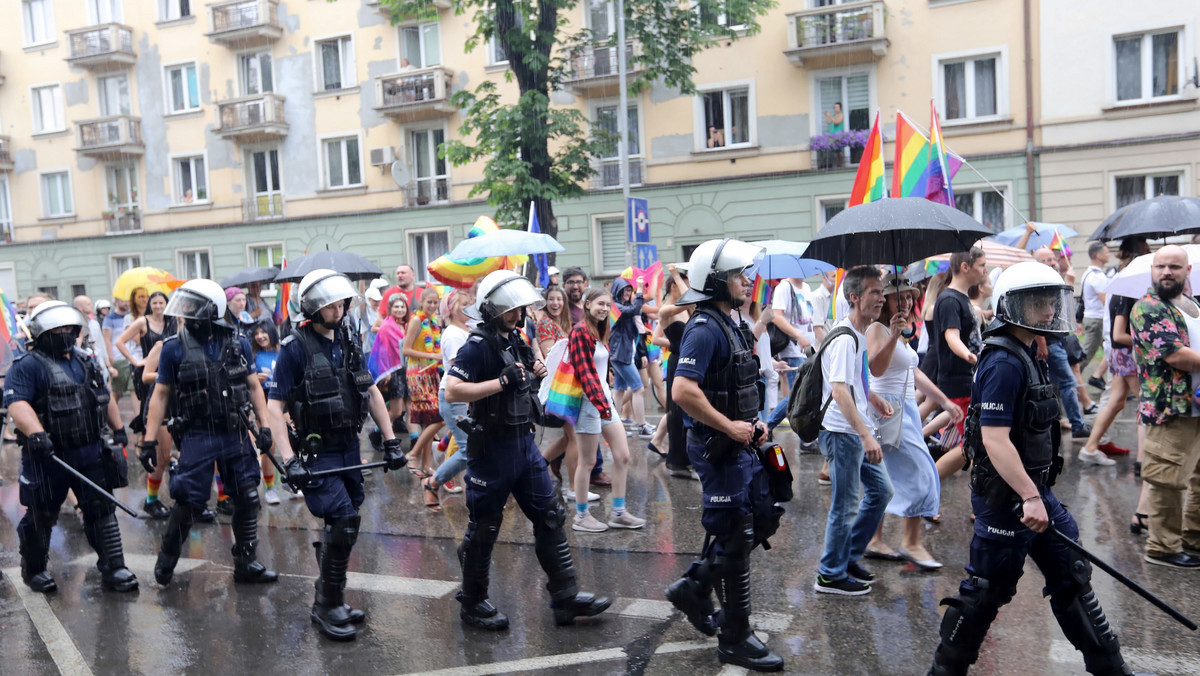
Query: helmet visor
[
  {"left": 28, "top": 305, "right": 85, "bottom": 338},
  {"left": 165, "top": 289, "right": 217, "bottom": 321},
  {"left": 482, "top": 276, "right": 544, "bottom": 318},
  {"left": 301, "top": 274, "right": 361, "bottom": 317},
  {"left": 1000, "top": 286, "right": 1076, "bottom": 335}
]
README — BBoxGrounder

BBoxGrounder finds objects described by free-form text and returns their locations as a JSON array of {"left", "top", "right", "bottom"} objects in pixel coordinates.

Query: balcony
[
  {"left": 564, "top": 42, "right": 643, "bottom": 97},
  {"left": 65, "top": 24, "right": 136, "bottom": 71},
  {"left": 104, "top": 210, "right": 142, "bottom": 235},
  {"left": 0, "top": 136, "right": 12, "bottom": 172},
  {"left": 402, "top": 179, "right": 449, "bottom": 207},
  {"left": 207, "top": 0, "right": 282, "bottom": 48},
  {"left": 784, "top": 0, "right": 889, "bottom": 69},
  {"left": 591, "top": 157, "right": 645, "bottom": 191},
  {"left": 375, "top": 67, "right": 457, "bottom": 122},
  {"left": 76, "top": 115, "right": 144, "bottom": 159},
  {"left": 215, "top": 93, "right": 288, "bottom": 142},
  {"left": 244, "top": 194, "right": 285, "bottom": 221},
  {"left": 366, "top": 0, "right": 450, "bottom": 18}
]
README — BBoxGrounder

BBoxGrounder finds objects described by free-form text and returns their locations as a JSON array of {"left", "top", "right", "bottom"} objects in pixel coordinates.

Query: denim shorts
[
  {"left": 576, "top": 388, "right": 619, "bottom": 435},
  {"left": 612, "top": 360, "right": 643, "bottom": 391}
]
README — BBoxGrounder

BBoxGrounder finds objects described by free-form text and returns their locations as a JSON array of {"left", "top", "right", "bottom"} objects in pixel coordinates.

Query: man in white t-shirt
[
  {"left": 808, "top": 272, "right": 835, "bottom": 340},
  {"left": 814, "top": 266, "right": 894, "bottom": 597},
  {"left": 765, "top": 278, "right": 812, "bottom": 433},
  {"left": 1080, "top": 241, "right": 1110, "bottom": 388}
]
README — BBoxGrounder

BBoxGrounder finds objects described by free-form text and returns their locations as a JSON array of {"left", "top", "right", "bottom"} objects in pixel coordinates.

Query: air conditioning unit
[{"left": 369, "top": 146, "right": 396, "bottom": 166}]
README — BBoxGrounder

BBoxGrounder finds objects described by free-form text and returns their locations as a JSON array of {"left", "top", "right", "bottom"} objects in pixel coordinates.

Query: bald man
[{"left": 1130, "top": 245, "right": 1200, "bottom": 568}]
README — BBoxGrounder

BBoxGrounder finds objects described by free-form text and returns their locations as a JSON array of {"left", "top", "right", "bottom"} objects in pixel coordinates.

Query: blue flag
[{"left": 528, "top": 202, "right": 550, "bottom": 288}]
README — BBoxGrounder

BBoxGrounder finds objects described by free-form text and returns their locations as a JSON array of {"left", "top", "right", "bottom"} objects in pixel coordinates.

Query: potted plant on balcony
[
  {"left": 101, "top": 210, "right": 115, "bottom": 221},
  {"left": 811, "top": 129, "right": 870, "bottom": 170}
]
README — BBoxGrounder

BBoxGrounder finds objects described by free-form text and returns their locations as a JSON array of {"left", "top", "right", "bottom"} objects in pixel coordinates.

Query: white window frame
[
  {"left": 247, "top": 241, "right": 285, "bottom": 268},
  {"left": 238, "top": 50, "right": 274, "bottom": 96},
  {"left": 319, "top": 132, "right": 365, "bottom": 190},
  {"left": 22, "top": 0, "right": 57, "bottom": 48},
  {"left": 1110, "top": 166, "right": 1189, "bottom": 212},
  {"left": 815, "top": 194, "right": 850, "bottom": 228},
  {"left": 109, "top": 253, "right": 141, "bottom": 286},
  {"left": 97, "top": 73, "right": 131, "bottom": 117},
  {"left": 87, "top": 0, "right": 123, "bottom": 26},
  {"left": 313, "top": 33, "right": 357, "bottom": 92},
  {"left": 932, "top": 45, "right": 1009, "bottom": 125},
  {"left": 30, "top": 83, "right": 65, "bottom": 134},
  {"left": 1110, "top": 27, "right": 1187, "bottom": 106},
  {"left": 176, "top": 247, "right": 213, "bottom": 280},
  {"left": 807, "top": 66, "right": 877, "bottom": 138},
  {"left": 39, "top": 169, "right": 74, "bottom": 219},
  {"left": 408, "top": 125, "right": 450, "bottom": 204},
  {"left": 169, "top": 151, "right": 210, "bottom": 205},
  {"left": 591, "top": 212, "right": 628, "bottom": 276},
  {"left": 158, "top": 0, "right": 192, "bottom": 22},
  {"left": 591, "top": 99, "right": 644, "bottom": 188},
  {"left": 0, "top": 263, "right": 17, "bottom": 299},
  {"left": 693, "top": 79, "right": 757, "bottom": 152},
  {"left": 405, "top": 228, "right": 451, "bottom": 284},
  {"left": 398, "top": 22, "right": 442, "bottom": 69},
  {"left": 952, "top": 181, "right": 1013, "bottom": 233},
  {"left": 485, "top": 12, "right": 523, "bottom": 67},
  {"left": 693, "top": 0, "right": 748, "bottom": 32},
  {"left": 163, "top": 61, "right": 202, "bottom": 114},
  {"left": 0, "top": 175, "right": 13, "bottom": 242}
]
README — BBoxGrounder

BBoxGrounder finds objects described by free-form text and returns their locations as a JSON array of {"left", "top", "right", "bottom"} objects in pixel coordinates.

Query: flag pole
[{"left": 878, "top": 108, "right": 889, "bottom": 199}]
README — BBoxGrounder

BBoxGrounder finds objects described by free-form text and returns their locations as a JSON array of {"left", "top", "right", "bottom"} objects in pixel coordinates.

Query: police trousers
[
  {"left": 302, "top": 437, "right": 365, "bottom": 520},
  {"left": 170, "top": 429, "right": 260, "bottom": 509},
  {"left": 18, "top": 442, "right": 110, "bottom": 521},
  {"left": 464, "top": 433, "right": 556, "bottom": 520},
  {"left": 686, "top": 432, "right": 781, "bottom": 545}
]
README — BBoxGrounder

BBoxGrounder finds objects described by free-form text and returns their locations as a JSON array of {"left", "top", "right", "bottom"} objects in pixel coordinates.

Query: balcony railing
[
  {"left": 207, "top": 0, "right": 282, "bottom": 46},
  {"left": 65, "top": 24, "right": 136, "bottom": 70},
  {"left": 565, "top": 42, "right": 643, "bottom": 96},
  {"left": 104, "top": 211, "right": 141, "bottom": 235},
  {"left": 0, "top": 135, "right": 12, "bottom": 172},
  {"left": 785, "top": 0, "right": 888, "bottom": 68},
  {"left": 76, "top": 115, "right": 144, "bottom": 158},
  {"left": 403, "top": 179, "right": 449, "bottom": 207},
  {"left": 216, "top": 93, "right": 288, "bottom": 141},
  {"left": 375, "top": 67, "right": 456, "bottom": 121},
  {"left": 244, "top": 194, "right": 285, "bottom": 220},
  {"left": 591, "top": 157, "right": 644, "bottom": 190}
]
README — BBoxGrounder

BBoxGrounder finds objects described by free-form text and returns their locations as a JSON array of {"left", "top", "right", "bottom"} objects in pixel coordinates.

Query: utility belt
[
  {"left": 461, "top": 416, "right": 532, "bottom": 458},
  {"left": 294, "top": 430, "right": 359, "bottom": 457},
  {"left": 969, "top": 456, "right": 1062, "bottom": 510}
]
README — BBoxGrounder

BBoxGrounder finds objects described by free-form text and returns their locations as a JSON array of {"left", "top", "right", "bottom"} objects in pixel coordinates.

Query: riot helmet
[
  {"left": 165, "top": 278, "right": 227, "bottom": 339},
  {"left": 298, "top": 269, "right": 360, "bottom": 329},
  {"left": 27, "top": 301, "right": 86, "bottom": 356},
  {"left": 677, "top": 238, "right": 764, "bottom": 307},
  {"left": 470, "top": 270, "right": 544, "bottom": 324},
  {"left": 989, "top": 261, "right": 1075, "bottom": 336}
]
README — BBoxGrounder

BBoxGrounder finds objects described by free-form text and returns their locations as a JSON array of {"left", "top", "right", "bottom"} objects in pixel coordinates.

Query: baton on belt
[
  {"left": 235, "top": 406, "right": 291, "bottom": 483},
  {"left": 49, "top": 455, "right": 138, "bottom": 518}
]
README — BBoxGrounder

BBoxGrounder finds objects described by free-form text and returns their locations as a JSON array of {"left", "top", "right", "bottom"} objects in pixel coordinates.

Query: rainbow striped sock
[
  {"left": 263, "top": 472, "right": 275, "bottom": 489},
  {"left": 147, "top": 476, "right": 161, "bottom": 502}
]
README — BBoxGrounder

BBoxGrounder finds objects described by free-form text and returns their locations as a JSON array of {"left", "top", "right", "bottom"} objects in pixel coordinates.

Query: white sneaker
[
  {"left": 607, "top": 512, "right": 646, "bottom": 529},
  {"left": 1078, "top": 449, "right": 1116, "bottom": 467},
  {"left": 565, "top": 489, "right": 601, "bottom": 502},
  {"left": 264, "top": 487, "right": 281, "bottom": 505},
  {"left": 573, "top": 512, "right": 609, "bottom": 533},
  {"left": 636, "top": 424, "right": 655, "bottom": 439}
]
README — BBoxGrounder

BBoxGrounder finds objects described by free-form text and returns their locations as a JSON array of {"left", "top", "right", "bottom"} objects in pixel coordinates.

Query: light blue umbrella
[
  {"left": 447, "top": 228, "right": 565, "bottom": 260},
  {"left": 992, "top": 222, "right": 1078, "bottom": 250},
  {"left": 749, "top": 240, "right": 836, "bottom": 280}
]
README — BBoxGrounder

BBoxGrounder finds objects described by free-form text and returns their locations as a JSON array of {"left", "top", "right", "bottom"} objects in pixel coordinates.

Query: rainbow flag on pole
[
  {"left": 927, "top": 100, "right": 956, "bottom": 205},
  {"left": 848, "top": 111, "right": 886, "bottom": 207},
  {"left": 0, "top": 286, "right": 17, "bottom": 344},
  {"left": 892, "top": 111, "right": 932, "bottom": 198},
  {"left": 827, "top": 268, "right": 846, "bottom": 322},
  {"left": 750, "top": 275, "right": 770, "bottom": 307},
  {"left": 272, "top": 258, "right": 290, "bottom": 325},
  {"left": 1049, "top": 229, "right": 1072, "bottom": 258}
]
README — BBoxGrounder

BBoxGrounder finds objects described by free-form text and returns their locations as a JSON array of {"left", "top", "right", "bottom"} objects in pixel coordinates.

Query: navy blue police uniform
[{"left": 928, "top": 334, "right": 1130, "bottom": 676}]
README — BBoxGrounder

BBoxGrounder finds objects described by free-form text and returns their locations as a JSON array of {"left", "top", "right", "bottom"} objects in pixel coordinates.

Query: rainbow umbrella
[
  {"left": 427, "top": 215, "right": 528, "bottom": 288},
  {"left": 112, "top": 267, "right": 184, "bottom": 300}
]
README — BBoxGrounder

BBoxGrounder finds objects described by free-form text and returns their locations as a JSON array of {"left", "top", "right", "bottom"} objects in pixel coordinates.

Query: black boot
[
  {"left": 666, "top": 543, "right": 718, "bottom": 636},
  {"left": 311, "top": 541, "right": 365, "bottom": 624},
  {"left": 18, "top": 510, "right": 57, "bottom": 593},
  {"left": 533, "top": 504, "right": 610, "bottom": 626},
  {"left": 715, "top": 516, "right": 783, "bottom": 672},
  {"left": 155, "top": 503, "right": 196, "bottom": 585},
  {"left": 311, "top": 516, "right": 359, "bottom": 641},
  {"left": 457, "top": 513, "right": 509, "bottom": 630},
  {"left": 230, "top": 492, "right": 277, "bottom": 584},
  {"left": 85, "top": 512, "right": 138, "bottom": 592},
  {"left": 1051, "top": 585, "right": 1133, "bottom": 676}
]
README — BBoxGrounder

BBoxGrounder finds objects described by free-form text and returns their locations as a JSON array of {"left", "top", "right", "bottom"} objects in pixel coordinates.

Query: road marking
[
  {"left": 613, "top": 597, "right": 791, "bottom": 633},
  {"left": 393, "top": 638, "right": 718, "bottom": 676},
  {"left": 344, "top": 571, "right": 459, "bottom": 599},
  {"left": 2, "top": 568, "right": 95, "bottom": 676},
  {"left": 1050, "top": 639, "right": 1200, "bottom": 675},
  {"left": 69, "top": 553, "right": 207, "bottom": 575}
]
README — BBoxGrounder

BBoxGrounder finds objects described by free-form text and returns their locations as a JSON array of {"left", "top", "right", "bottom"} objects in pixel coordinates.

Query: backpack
[{"left": 786, "top": 326, "right": 859, "bottom": 443}]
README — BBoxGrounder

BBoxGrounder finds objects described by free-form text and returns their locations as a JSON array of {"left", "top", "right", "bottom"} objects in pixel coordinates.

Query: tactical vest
[
  {"left": 170, "top": 328, "right": 251, "bottom": 434},
  {"left": 287, "top": 325, "right": 372, "bottom": 438},
  {"left": 693, "top": 305, "right": 762, "bottom": 423},
  {"left": 966, "top": 334, "right": 1062, "bottom": 506},
  {"left": 29, "top": 349, "right": 110, "bottom": 451},
  {"left": 467, "top": 325, "right": 537, "bottom": 435}
]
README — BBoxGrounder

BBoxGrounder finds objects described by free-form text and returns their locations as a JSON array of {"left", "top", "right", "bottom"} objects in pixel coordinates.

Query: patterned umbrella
[
  {"left": 112, "top": 267, "right": 184, "bottom": 301},
  {"left": 427, "top": 215, "right": 528, "bottom": 288}
]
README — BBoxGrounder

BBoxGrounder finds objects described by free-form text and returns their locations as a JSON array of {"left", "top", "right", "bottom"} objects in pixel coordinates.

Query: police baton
[
  {"left": 234, "top": 406, "right": 291, "bottom": 484},
  {"left": 1048, "top": 525, "right": 1197, "bottom": 631},
  {"left": 49, "top": 455, "right": 138, "bottom": 518}
]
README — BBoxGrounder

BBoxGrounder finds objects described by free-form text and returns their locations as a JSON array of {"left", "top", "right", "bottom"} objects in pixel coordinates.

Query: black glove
[
  {"left": 138, "top": 440, "right": 159, "bottom": 473},
  {"left": 255, "top": 427, "right": 273, "bottom": 453},
  {"left": 111, "top": 427, "right": 128, "bottom": 447},
  {"left": 26, "top": 432, "right": 54, "bottom": 461},
  {"left": 283, "top": 456, "right": 311, "bottom": 492},
  {"left": 382, "top": 438, "right": 407, "bottom": 473},
  {"left": 498, "top": 363, "right": 527, "bottom": 392}
]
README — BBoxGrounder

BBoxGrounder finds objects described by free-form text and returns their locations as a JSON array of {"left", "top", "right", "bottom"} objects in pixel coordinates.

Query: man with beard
[
  {"left": 561, "top": 267, "right": 588, "bottom": 327},
  {"left": 1130, "top": 245, "right": 1200, "bottom": 568}
]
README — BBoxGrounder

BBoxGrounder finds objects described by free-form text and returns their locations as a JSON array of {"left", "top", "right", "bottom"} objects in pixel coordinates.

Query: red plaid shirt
[{"left": 568, "top": 325, "right": 610, "bottom": 418}]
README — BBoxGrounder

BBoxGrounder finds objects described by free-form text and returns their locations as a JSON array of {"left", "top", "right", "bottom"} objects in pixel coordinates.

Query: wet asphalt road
[{"left": 1, "top": 397, "right": 1198, "bottom": 676}]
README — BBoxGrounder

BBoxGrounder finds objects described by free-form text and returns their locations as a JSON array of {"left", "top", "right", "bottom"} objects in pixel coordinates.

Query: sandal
[
  {"left": 422, "top": 477, "right": 442, "bottom": 512},
  {"left": 1130, "top": 513, "right": 1148, "bottom": 535},
  {"left": 923, "top": 514, "right": 942, "bottom": 524},
  {"left": 409, "top": 467, "right": 429, "bottom": 479}
]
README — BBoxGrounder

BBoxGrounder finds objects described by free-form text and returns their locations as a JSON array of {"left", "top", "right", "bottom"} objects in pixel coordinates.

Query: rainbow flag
[
  {"left": 848, "top": 112, "right": 886, "bottom": 207},
  {"left": 1049, "top": 229, "right": 1072, "bottom": 258},
  {"left": 272, "top": 258, "right": 290, "bottom": 325},
  {"left": 0, "top": 286, "right": 17, "bottom": 344},
  {"left": 927, "top": 100, "right": 956, "bottom": 205},
  {"left": 828, "top": 268, "right": 845, "bottom": 321},
  {"left": 892, "top": 111, "right": 932, "bottom": 199},
  {"left": 750, "top": 275, "right": 770, "bottom": 307},
  {"left": 924, "top": 259, "right": 950, "bottom": 277},
  {"left": 544, "top": 356, "right": 584, "bottom": 425}
]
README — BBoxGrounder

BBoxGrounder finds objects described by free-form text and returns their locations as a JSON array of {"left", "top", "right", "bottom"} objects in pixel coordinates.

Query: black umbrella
[
  {"left": 1089, "top": 195, "right": 1200, "bottom": 242},
  {"left": 803, "top": 197, "right": 993, "bottom": 268},
  {"left": 274, "top": 250, "right": 383, "bottom": 283},
  {"left": 220, "top": 266, "right": 279, "bottom": 288}
]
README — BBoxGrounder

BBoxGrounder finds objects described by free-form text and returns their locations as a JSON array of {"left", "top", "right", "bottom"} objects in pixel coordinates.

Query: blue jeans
[
  {"left": 433, "top": 388, "right": 469, "bottom": 485},
  {"left": 766, "top": 356, "right": 804, "bottom": 429},
  {"left": 1047, "top": 341, "right": 1084, "bottom": 431},
  {"left": 818, "top": 430, "right": 894, "bottom": 580}
]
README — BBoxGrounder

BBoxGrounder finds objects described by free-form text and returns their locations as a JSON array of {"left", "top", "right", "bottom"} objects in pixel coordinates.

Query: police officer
[
  {"left": 665, "top": 239, "right": 784, "bottom": 672},
  {"left": 140, "top": 279, "right": 278, "bottom": 587},
  {"left": 445, "top": 270, "right": 610, "bottom": 631},
  {"left": 5, "top": 301, "right": 136, "bottom": 593},
  {"left": 927, "top": 262, "right": 1130, "bottom": 676},
  {"left": 267, "top": 269, "right": 407, "bottom": 641}
]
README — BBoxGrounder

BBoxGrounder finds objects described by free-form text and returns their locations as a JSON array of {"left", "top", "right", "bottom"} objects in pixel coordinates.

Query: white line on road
[
  {"left": 2, "top": 568, "right": 95, "bottom": 676},
  {"left": 69, "top": 553, "right": 207, "bottom": 575},
  {"left": 1050, "top": 639, "right": 1200, "bottom": 675},
  {"left": 344, "top": 571, "right": 460, "bottom": 599},
  {"left": 613, "top": 597, "right": 791, "bottom": 633},
  {"left": 393, "top": 638, "right": 719, "bottom": 676}
]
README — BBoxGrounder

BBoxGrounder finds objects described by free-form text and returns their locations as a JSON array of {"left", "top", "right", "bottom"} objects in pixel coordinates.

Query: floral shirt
[{"left": 1130, "top": 291, "right": 1193, "bottom": 425}]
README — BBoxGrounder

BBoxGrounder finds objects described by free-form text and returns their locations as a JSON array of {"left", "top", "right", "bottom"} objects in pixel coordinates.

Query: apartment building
[{"left": 0, "top": 0, "right": 1040, "bottom": 299}]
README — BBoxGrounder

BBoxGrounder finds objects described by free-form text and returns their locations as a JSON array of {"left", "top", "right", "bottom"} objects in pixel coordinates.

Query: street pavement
[{"left": 1, "top": 396, "right": 1198, "bottom": 675}]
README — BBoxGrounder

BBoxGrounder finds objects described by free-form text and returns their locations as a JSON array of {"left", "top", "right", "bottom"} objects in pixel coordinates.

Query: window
[
  {"left": 594, "top": 103, "right": 642, "bottom": 188},
  {"left": 818, "top": 198, "right": 847, "bottom": 226},
  {"left": 31, "top": 85, "right": 65, "bottom": 134},
  {"left": 588, "top": 1, "right": 614, "bottom": 39},
  {"left": 22, "top": 0, "right": 56, "bottom": 47},
  {"left": 165, "top": 63, "right": 201, "bottom": 113},
  {"left": 954, "top": 187, "right": 1008, "bottom": 233},
  {"left": 240, "top": 52, "right": 273, "bottom": 95},
  {"left": 400, "top": 23, "right": 441, "bottom": 68},
  {"left": 323, "top": 135, "right": 363, "bottom": 189},
  {"left": 408, "top": 231, "right": 449, "bottom": 283},
  {"left": 178, "top": 250, "right": 211, "bottom": 280},
  {"left": 316, "top": 35, "right": 356, "bottom": 91},
  {"left": 40, "top": 171, "right": 73, "bottom": 218},
  {"left": 247, "top": 148, "right": 284, "bottom": 219},
  {"left": 88, "top": 0, "right": 122, "bottom": 25},
  {"left": 159, "top": 0, "right": 191, "bottom": 21},
  {"left": 1115, "top": 30, "right": 1180, "bottom": 102},
  {"left": 37, "top": 286, "right": 58, "bottom": 300},
  {"left": 695, "top": 0, "right": 749, "bottom": 30},
  {"left": 1115, "top": 171, "right": 1181, "bottom": 210},
  {"left": 249, "top": 243, "right": 284, "bottom": 268},
  {"left": 698, "top": 84, "right": 753, "bottom": 150},
  {"left": 71, "top": 284, "right": 87, "bottom": 298},
  {"left": 173, "top": 155, "right": 208, "bottom": 203},
  {"left": 816, "top": 72, "right": 870, "bottom": 163},
  {"left": 0, "top": 175, "right": 12, "bottom": 243},
  {"left": 486, "top": 12, "right": 523, "bottom": 66},
  {"left": 106, "top": 164, "right": 140, "bottom": 232},
  {"left": 594, "top": 215, "right": 627, "bottom": 274},
  {"left": 111, "top": 254, "right": 141, "bottom": 283},
  {"left": 941, "top": 55, "right": 998, "bottom": 120},
  {"left": 410, "top": 128, "right": 448, "bottom": 205},
  {"left": 98, "top": 74, "right": 131, "bottom": 116}
]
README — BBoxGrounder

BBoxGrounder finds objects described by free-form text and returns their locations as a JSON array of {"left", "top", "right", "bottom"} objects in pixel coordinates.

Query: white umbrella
[
  {"left": 447, "top": 228, "right": 564, "bottom": 260},
  {"left": 992, "top": 222, "right": 1079, "bottom": 251},
  {"left": 1105, "top": 244, "right": 1200, "bottom": 299}
]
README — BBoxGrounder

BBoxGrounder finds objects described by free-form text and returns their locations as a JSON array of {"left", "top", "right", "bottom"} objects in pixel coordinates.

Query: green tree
[{"left": 379, "top": 0, "right": 775, "bottom": 243}]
